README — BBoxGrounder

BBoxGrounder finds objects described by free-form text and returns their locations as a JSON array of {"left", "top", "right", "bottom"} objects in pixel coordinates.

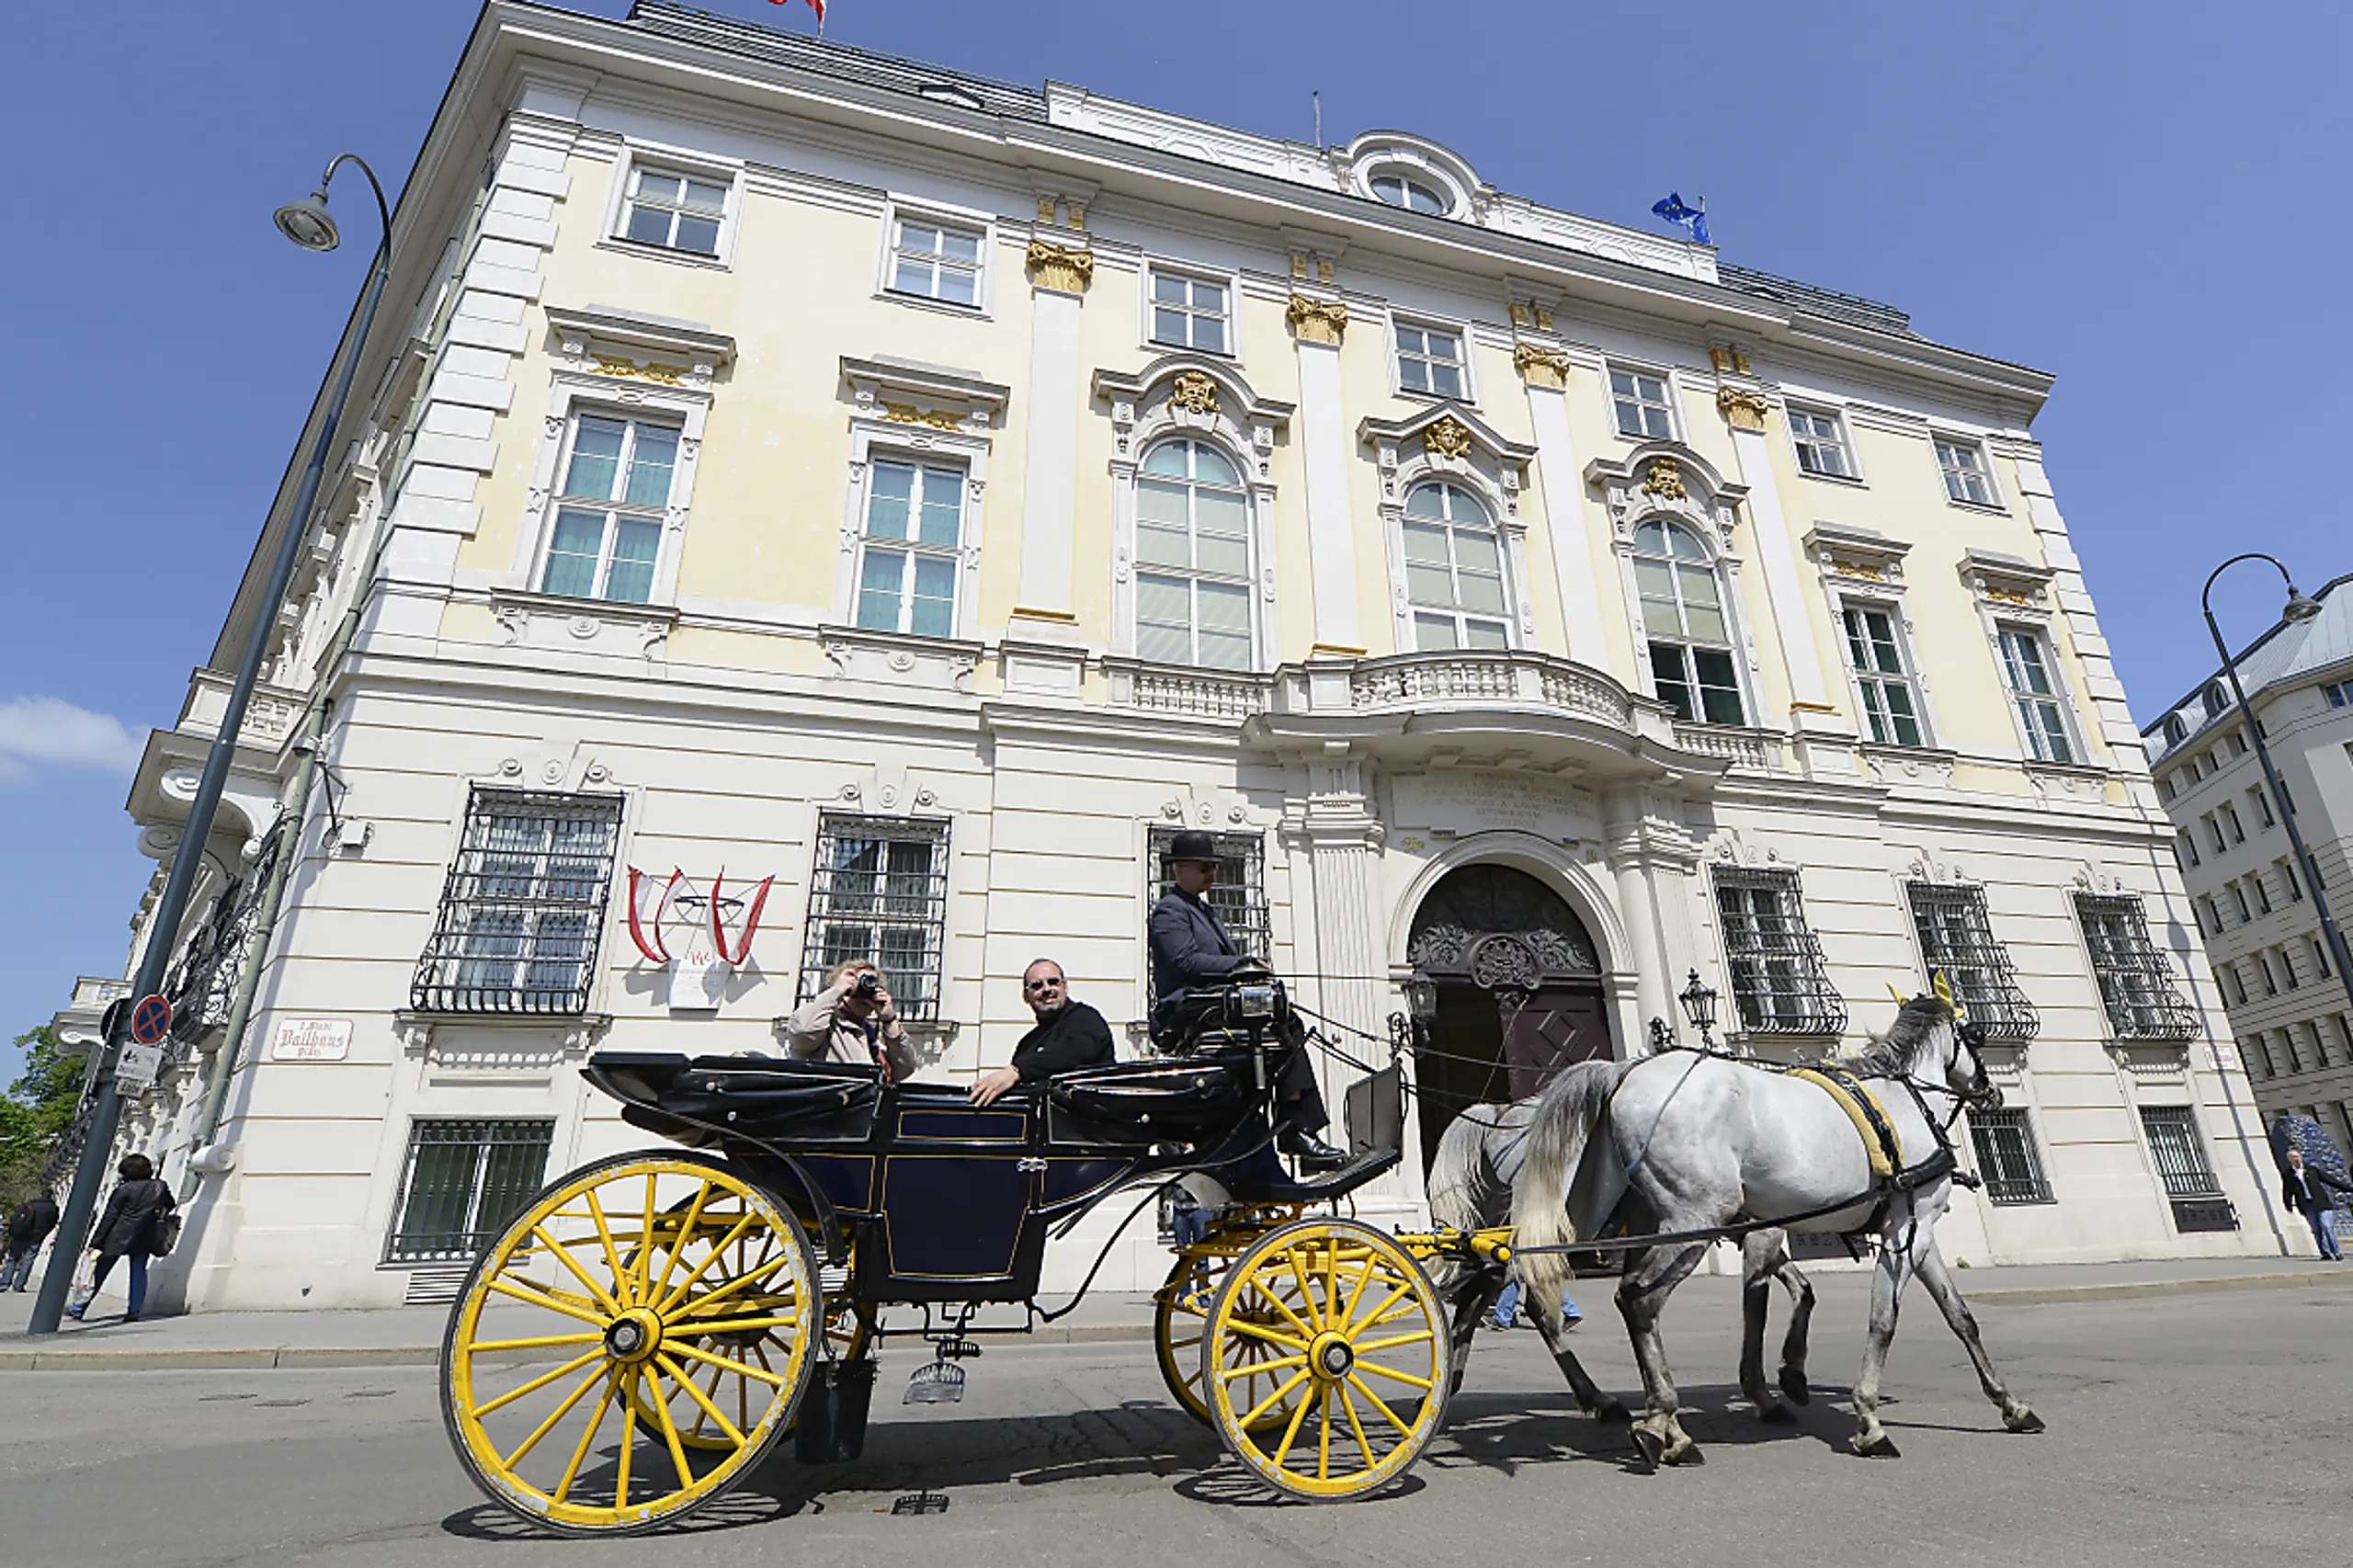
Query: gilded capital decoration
[
  {"left": 1707, "top": 346, "right": 1754, "bottom": 376},
  {"left": 881, "top": 402, "right": 964, "bottom": 431},
  {"left": 1168, "top": 371, "right": 1220, "bottom": 415},
  {"left": 1513, "top": 342, "right": 1572, "bottom": 390},
  {"left": 1286, "top": 292, "right": 1348, "bottom": 346},
  {"left": 1424, "top": 415, "right": 1474, "bottom": 460},
  {"left": 1025, "top": 238, "right": 1095, "bottom": 294},
  {"left": 1716, "top": 385, "right": 1773, "bottom": 433},
  {"left": 592, "top": 354, "right": 687, "bottom": 387},
  {"left": 1640, "top": 457, "right": 1688, "bottom": 501}
]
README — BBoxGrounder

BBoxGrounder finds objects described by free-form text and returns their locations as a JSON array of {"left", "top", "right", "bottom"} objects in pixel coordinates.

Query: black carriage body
[{"left": 582, "top": 1044, "right": 1327, "bottom": 1304}]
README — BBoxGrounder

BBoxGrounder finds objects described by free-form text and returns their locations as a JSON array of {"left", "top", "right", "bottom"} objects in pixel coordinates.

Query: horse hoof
[
  {"left": 1631, "top": 1427, "right": 1665, "bottom": 1471},
  {"left": 1756, "top": 1401, "right": 1795, "bottom": 1426},
  {"left": 1594, "top": 1398, "right": 1633, "bottom": 1426},
  {"left": 1779, "top": 1368, "right": 1811, "bottom": 1405},
  {"left": 1665, "top": 1438, "right": 1705, "bottom": 1466},
  {"left": 1852, "top": 1432, "right": 1901, "bottom": 1459},
  {"left": 2006, "top": 1407, "right": 2046, "bottom": 1434}
]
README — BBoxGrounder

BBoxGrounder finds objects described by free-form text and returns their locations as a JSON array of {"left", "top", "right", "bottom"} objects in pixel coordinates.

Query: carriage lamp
[
  {"left": 1678, "top": 970, "right": 1720, "bottom": 1050},
  {"left": 1404, "top": 975, "right": 1439, "bottom": 1027}
]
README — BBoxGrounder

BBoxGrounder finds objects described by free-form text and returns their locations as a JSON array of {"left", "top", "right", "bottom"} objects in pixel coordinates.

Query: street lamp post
[
  {"left": 28, "top": 154, "right": 392, "bottom": 1335},
  {"left": 2200, "top": 553, "right": 2353, "bottom": 1020}
]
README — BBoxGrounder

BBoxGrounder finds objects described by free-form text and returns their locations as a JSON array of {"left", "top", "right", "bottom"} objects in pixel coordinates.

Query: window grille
[
  {"left": 2074, "top": 893, "right": 2200, "bottom": 1042},
  {"left": 1149, "top": 827, "right": 1271, "bottom": 963},
  {"left": 1906, "top": 882, "right": 2040, "bottom": 1042},
  {"left": 1711, "top": 868, "right": 1847, "bottom": 1036},
  {"left": 2138, "top": 1106, "right": 2222, "bottom": 1199},
  {"left": 1965, "top": 1107, "right": 2054, "bottom": 1204},
  {"left": 385, "top": 1119, "right": 554, "bottom": 1263},
  {"left": 801, "top": 813, "right": 951, "bottom": 1021},
  {"left": 162, "top": 813, "right": 290, "bottom": 1061},
  {"left": 412, "top": 790, "right": 622, "bottom": 1014}
]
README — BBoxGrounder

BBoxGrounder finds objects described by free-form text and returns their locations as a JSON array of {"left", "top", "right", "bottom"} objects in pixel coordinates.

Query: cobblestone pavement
[{"left": 3, "top": 1272, "right": 2348, "bottom": 1568}]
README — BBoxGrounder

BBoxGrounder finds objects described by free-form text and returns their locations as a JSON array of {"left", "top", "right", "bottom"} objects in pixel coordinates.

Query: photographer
[{"left": 782, "top": 960, "right": 919, "bottom": 1081}]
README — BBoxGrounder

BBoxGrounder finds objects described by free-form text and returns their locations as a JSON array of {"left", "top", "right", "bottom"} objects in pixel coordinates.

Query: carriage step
[
  {"left": 892, "top": 1492, "right": 950, "bottom": 1515},
  {"left": 904, "top": 1361, "right": 967, "bottom": 1404}
]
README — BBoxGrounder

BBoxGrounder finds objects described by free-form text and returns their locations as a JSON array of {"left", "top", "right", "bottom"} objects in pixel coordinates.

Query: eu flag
[{"left": 1652, "top": 192, "right": 1710, "bottom": 246}]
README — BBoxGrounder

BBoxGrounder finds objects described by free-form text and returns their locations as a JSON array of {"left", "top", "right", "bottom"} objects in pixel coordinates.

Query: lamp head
[
  {"left": 1677, "top": 969, "right": 1718, "bottom": 1034},
  {"left": 1403, "top": 975, "right": 1439, "bottom": 1026},
  {"left": 275, "top": 187, "right": 340, "bottom": 252},
  {"left": 2283, "top": 585, "right": 2324, "bottom": 623}
]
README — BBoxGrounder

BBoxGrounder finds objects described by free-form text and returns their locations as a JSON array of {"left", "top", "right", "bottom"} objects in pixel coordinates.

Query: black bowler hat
[{"left": 1167, "top": 829, "right": 1220, "bottom": 864}]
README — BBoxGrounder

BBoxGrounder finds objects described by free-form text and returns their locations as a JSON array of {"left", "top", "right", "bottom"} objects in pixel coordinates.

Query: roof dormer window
[{"left": 1370, "top": 171, "right": 1449, "bottom": 215}]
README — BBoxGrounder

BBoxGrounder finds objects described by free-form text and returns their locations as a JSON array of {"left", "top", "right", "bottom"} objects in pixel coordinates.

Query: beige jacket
[{"left": 781, "top": 978, "right": 919, "bottom": 1081}]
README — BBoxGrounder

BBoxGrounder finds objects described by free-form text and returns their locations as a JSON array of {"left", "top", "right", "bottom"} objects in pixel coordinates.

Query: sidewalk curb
[{"left": 4, "top": 1269, "right": 2343, "bottom": 1372}]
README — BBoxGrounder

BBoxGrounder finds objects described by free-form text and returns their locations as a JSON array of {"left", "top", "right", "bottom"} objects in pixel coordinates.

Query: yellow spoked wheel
[
  {"left": 440, "top": 1152, "right": 818, "bottom": 1535},
  {"left": 1154, "top": 1227, "right": 1296, "bottom": 1431},
  {"left": 1200, "top": 1219, "right": 1449, "bottom": 1500}
]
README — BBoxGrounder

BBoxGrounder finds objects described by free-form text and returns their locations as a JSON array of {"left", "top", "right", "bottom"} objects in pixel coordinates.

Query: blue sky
[{"left": 2, "top": 0, "right": 2346, "bottom": 1078}]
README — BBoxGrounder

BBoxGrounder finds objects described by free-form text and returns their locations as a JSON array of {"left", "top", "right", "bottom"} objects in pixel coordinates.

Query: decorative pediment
[
  {"left": 842, "top": 356, "right": 1010, "bottom": 435},
  {"left": 1096, "top": 357, "right": 1292, "bottom": 477},
  {"left": 545, "top": 305, "right": 733, "bottom": 389},
  {"left": 1359, "top": 403, "right": 1536, "bottom": 470},
  {"left": 1959, "top": 548, "right": 2056, "bottom": 612},
  {"left": 1584, "top": 441, "right": 1746, "bottom": 546},
  {"left": 1805, "top": 522, "right": 1913, "bottom": 585}
]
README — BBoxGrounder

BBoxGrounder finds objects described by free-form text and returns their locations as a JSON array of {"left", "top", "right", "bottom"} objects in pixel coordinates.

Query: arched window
[
  {"left": 1370, "top": 172, "right": 1449, "bottom": 216},
  {"left": 1403, "top": 482, "right": 1508, "bottom": 650},
  {"left": 1135, "top": 438, "right": 1253, "bottom": 670},
  {"left": 1632, "top": 519, "right": 1745, "bottom": 725}
]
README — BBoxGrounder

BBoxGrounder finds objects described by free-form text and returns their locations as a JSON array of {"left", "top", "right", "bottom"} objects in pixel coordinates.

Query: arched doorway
[{"left": 1405, "top": 863, "right": 1615, "bottom": 1173}]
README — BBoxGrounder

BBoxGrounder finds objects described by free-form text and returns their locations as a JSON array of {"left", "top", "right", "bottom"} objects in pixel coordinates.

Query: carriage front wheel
[
  {"left": 439, "top": 1151, "right": 820, "bottom": 1535},
  {"left": 1200, "top": 1218, "right": 1449, "bottom": 1500}
]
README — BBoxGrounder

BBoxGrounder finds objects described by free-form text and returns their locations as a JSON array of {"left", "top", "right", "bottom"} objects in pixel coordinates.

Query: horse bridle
[{"left": 1903, "top": 1016, "right": 1996, "bottom": 1136}]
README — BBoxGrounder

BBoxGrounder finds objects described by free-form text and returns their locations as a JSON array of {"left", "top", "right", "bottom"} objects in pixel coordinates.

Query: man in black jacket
[
  {"left": 970, "top": 959, "right": 1116, "bottom": 1106},
  {"left": 1150, "top": 830, "right": 1346, "bottom": 1170},
  {"left": 3, "top": 1192, "right": 60, "bottom": 1291},
  {"left": 2283, "top": 1146, "right": 2349, "bottom": 1260}
]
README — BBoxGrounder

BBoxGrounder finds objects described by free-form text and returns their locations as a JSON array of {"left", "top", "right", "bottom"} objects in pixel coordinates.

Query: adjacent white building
[{"left": 66, "top": 2, "right": 2292, "bottom": 1313}]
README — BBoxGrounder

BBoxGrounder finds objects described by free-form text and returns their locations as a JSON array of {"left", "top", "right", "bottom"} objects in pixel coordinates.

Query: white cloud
[{"left": 0, "top": 697, "right": 145, "bottom": 782}]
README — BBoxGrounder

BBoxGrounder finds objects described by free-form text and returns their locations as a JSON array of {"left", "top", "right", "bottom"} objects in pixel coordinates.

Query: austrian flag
[{"left": 770, "top": 0, "right": 824, "bottom": 21}]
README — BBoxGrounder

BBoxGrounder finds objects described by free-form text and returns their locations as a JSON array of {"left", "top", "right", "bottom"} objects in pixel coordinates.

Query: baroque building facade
[
  {"left": 75, "top": 1, "right": 2291, "bottom": 1312},
  {"left": 2143, "top": 576, "right": 2353, "bottom": 1146}
]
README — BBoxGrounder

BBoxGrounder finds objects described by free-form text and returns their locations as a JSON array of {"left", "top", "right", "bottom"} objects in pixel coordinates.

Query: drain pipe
[{"left": 178, "top": 733, "right": 319, "bottom": 1201}]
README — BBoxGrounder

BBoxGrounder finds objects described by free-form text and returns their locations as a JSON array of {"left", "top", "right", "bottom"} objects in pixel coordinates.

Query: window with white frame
[
  {"left": 1995, "top": 625, "right": 2075, "bottom": 763},
  {"left": 1633, "top": 519, "right": 1744, "bottom": 725},
  {"left": 800, "top": 813, "right": 950, "bottom": 1022},
  {"left": 1134, "top": 438, "right": 1254, "bottom": 670},
  {"left": 855, "top": 459, "right": 965, "bottom": 638},
  {"left": 620, "top": 165, "right": 728, "bottom": 256},
  {"left": 1840, "top": 603, "right": 1924, "bottom": 746},
  {"left": 1370, "top": 171, "right": 1449, "bottom": 215},
  {"left": 888, "top": 215, "right": 983, "bottom": 307},
  {"left": 542, "top": 414, "right": 678, "bottom": 604},
  {"left": 1935, "top": 436, "right": 1996, "bottom": 505},
  {"left": 1394, "top": 322, "right": 1465, "bottom": 398},
  {"left": 411, "top": 789, "right": 623, "bottom": 1015},
  {"left": 1402, "top": 482, "right": 1507, "bottom": 650},
  {"left": 1150, "top": 270, "right": 1229, "bottom": 353},
  {"left": 1788, "top": 407, "right": 1853, "bottom": 479},
  {"left": 1610, "top": 367, "right": 1676, "bottom": 438}
]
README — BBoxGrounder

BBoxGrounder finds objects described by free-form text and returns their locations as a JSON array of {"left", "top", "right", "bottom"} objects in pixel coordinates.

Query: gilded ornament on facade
[
  {"left": 881, "top": 402, "right": 964, "bottom": 431},
  {"left": 1513, "top": 341, "right": 1572, "bottom": 389},
  {"left": 1716, "top": 385, "right": 1773, "bottom": 433},
  {"left": 590, "top": 354, "right": 688, "bottom": 387},
  {"left": 1640, "top": 457, "right": 1688, "bottom": 500},
  {"left": 1984, "top": 585, "right": 2040, "bottom": 607},
  {"left": 1828, "top": 558, "right": 1885, "bottom": 582},
  {"left": 1285, "top": 292, "right": 1348, "bottom": 345},
  {"left": 1424, "top": 415, "right": 1474, "bottom": 460},
  {"left": 1024, "top": 238, "right": 1095, "bottom": 294},
  {"left": 1168, "top": 371, "right": 1220, "bottom": 415}
]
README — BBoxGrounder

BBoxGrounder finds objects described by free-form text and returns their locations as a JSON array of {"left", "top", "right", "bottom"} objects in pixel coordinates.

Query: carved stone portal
[{"left": 1406, "top": 864, "right": 1599, "bottom": 982}]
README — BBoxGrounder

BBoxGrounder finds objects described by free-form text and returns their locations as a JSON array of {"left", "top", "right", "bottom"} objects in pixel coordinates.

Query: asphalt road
[{"left": 4, "top": 1273, "right": 2349, "bottom": 1568}]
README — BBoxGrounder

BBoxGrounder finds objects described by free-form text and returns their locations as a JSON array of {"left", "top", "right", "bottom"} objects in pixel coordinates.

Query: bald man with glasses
[{"left": 969, "top": 959, "right": 1116, "bottom": 1106}]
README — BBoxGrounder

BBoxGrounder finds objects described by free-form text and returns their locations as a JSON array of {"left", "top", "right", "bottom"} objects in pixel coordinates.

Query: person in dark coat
[
  {"left": 1149, "top": 829, "right": 1345, "bottom": 1170},
  {"left": 969, "top": 959, "right": 1117, "bottom": 1106},
  {"left": 67, "top": 1153, "right": 175, "bottom": 1322},
  {"left": 3, "top": 1192, "right": 60, "bottom": 1291},
  {"left": 2283, "top": 1146, "right": 2350, "bottom": 1260}
]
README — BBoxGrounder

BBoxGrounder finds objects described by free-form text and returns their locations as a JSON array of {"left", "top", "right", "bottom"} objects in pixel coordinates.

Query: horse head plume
[{"left": 1930, "top": 968, "right": 1967, "bottom": 1021}]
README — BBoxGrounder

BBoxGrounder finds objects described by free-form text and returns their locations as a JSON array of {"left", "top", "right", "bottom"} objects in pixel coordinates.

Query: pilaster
[
  {"left": 1517, "top": 342, "right": 1607, "bottom": 667},
  {"left": 1713, "top": 374, "right": 1832, "bottom": 714},
  {"left": 1289, "top": 293, "right": 1362, "bottom": 654},
  {"left": 1012, "top": 238, "right": 1094, "bottom": 636}
]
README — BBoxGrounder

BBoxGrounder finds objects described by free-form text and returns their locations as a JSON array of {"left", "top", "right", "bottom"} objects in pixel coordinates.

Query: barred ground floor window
[
  {"left": 385, "top": 1119, "right": 554, "bottom": 1263},
  {"left": 2140, "top": 1105, "right": 2238, "bottom": 1233},
  {"left": 2075, "top": 893, "right": 2200, "bottom": 1041},
  {"left": 801, "top": 813, "right": 951, "bottom": 1020},
  {"left": 1711, "top": 867, "right": 1847, "bottom": 1037},
  {"left": 1966, "top": 1106, "right": 2055, "bottom": 1205},
  {"left": 1148, "top": 826, "right": 1271, "bottom": 962},
  {"left": 412, "top": 789, "right": 624, "bottom": 1015},
  {"left": 1907, "top": 882, "right": 2040, "bottom": 1042}
]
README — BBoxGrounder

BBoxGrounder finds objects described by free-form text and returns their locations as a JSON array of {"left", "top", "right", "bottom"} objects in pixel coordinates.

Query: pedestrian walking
[
  {"left": 2282, "top": 1146, "right": 2350, "bottom": 1261},
  {"left": 1486, "top": 1271, "right": 1580, "bottom": 1332},
  {"left": 66, "top": 1154, "right": 176, "bottom": 1322},
  {"left": 3, "top": 1191, "right": 60, "bottom": 1290}
]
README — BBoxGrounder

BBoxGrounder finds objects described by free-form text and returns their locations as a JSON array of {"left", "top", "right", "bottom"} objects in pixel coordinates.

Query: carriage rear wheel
[
  {"left": 1155, "top": 1237, "right": 1300, "bottom": 1432},
  {"left": 1200, "top": 1219, "right": 1449, "bottom": 1500},
  {"left": 440, "top": 1152, "right": 819, "bottom": 1535}
]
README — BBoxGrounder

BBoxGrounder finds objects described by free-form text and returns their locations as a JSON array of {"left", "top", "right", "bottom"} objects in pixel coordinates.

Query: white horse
[
  {"left": 1427, "top": 1101, "right": 1819, "bottom": 1426},
  {"left": 1510, "top": 992, "right": 2044, "bottom": 1465}
]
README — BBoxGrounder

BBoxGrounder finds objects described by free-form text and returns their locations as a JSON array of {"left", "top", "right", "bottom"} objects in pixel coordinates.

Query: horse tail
[{"left": 1509, "top": 1059, "right": 1633, "bottom": 1302}]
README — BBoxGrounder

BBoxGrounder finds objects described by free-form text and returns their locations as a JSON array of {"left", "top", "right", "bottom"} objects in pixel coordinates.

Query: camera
[{"left": 854, "top": 971, "right": 882, "bottom": 1000}]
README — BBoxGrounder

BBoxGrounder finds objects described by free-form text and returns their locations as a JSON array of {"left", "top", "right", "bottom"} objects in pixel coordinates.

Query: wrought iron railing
[
  {"left": 1713, "top": 868, "right": 1848, "bottom": 1037},
  {"left": 160, "top": 816, "right": 290, "bottom": 1065},
  {"left": 799, "top": 812, "right": 952, "bottom": 1021},
  {"left": 1906, "top": 882, "right": 2041, "bottom": 1043},
  {"left": 411, "top": 790, "right": 623, "bottom": 1015},
  {"left": 2075, "top": 894, "right": 2202, "bottom": 1042}
]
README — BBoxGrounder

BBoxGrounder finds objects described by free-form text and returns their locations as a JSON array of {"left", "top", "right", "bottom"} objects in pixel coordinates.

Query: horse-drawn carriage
[{"left": 438, "top": 977, "right": 1514, "bottom": 1532}]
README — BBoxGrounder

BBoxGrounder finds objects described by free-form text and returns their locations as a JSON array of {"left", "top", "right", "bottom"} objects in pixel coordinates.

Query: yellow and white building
[{"left": 89, "top": 1, "right": 2291, "bottom": 1311}]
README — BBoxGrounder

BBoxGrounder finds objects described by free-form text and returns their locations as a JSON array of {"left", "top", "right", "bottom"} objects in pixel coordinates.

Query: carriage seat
[
  {"left": 585, "top": 1051, "right": 884, "bottom": 1147},
  {"left": 1043, "top": 1054, "right": 1256, "bottom": 1148}
]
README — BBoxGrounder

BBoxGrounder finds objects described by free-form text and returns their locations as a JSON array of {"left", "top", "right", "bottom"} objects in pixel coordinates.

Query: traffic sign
[
  {"left": 115, "top": 1042, "right": 164, "bottom": 1095},
  {"left": 130, "top": 994, "right": 173, "bottom": 1046}
]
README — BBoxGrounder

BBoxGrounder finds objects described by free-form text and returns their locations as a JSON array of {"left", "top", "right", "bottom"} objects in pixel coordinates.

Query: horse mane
[{"left": 1832, "top": 994, "right": 1952, "bottom": 1076}]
